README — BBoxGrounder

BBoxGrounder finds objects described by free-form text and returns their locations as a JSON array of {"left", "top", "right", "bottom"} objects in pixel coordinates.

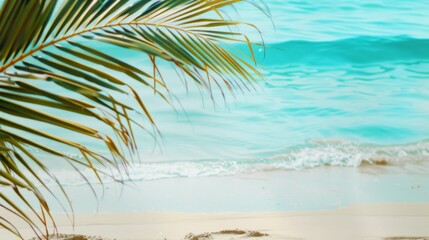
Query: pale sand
[{"left": 2, "top": 203, "right": 429, "bottom": 240}]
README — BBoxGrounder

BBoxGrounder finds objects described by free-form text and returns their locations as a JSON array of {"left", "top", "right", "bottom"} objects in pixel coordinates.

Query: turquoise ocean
[
  {"left": 13, "top": 1, "right": 428, "bottom": 212},
  {"left": 28, "top": 0, "right": 429, "bottom": 186}
]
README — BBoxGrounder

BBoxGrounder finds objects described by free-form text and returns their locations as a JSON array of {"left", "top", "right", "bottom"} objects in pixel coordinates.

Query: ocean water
[{"left": 19, "top": 0, "right": 429, "bottom": 185}]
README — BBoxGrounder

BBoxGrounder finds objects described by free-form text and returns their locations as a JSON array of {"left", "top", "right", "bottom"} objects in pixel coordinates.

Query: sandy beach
[
  {"left": 1, "top": 202, "right": 428, "bottom": 240},
  {"left": 2, "top": 165, "right": 428, "bottom": 240}
]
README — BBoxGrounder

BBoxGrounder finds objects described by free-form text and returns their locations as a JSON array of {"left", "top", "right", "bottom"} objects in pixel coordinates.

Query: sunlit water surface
[{"left": 11, "top": 0, "right": 429, "bottom": 185}]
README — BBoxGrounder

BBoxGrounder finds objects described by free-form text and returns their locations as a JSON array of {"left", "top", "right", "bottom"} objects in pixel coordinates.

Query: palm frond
[{"left": 0, "top": 0, "right": 265, "bottom": 239}]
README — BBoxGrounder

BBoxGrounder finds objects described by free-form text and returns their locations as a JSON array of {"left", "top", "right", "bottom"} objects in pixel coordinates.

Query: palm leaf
[{"left": 0, "top": 0, "right": 265, "bottom": 239}]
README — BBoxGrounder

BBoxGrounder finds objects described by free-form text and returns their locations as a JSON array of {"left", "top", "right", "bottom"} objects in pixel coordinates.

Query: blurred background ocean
[{"left": 28, "top": 0, "right": 429, "bottom": 184}]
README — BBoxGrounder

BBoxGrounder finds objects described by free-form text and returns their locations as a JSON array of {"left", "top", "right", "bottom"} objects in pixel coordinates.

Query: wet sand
[{"left": 1, "top": 164, "right": 428, "bottom": 240}]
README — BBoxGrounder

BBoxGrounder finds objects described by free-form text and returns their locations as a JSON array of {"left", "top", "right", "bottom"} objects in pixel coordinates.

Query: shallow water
[{"left": 15, "top": 0, "right": 429, "bottom": 184}]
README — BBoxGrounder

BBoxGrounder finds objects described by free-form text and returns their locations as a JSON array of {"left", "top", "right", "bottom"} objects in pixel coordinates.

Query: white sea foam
[{"left": 35, "top": 141, "right": 429, "bottom": 186}]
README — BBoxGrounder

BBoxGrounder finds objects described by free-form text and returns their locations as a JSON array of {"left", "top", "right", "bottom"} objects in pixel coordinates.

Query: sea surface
[{"left": 16, "top": 0, "right": 429, "bottom": 186}]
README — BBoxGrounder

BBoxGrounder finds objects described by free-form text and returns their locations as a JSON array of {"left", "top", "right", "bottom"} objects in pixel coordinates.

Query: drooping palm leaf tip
[{"left": 0, "top": 0, "right": 267, "bottom": 239}]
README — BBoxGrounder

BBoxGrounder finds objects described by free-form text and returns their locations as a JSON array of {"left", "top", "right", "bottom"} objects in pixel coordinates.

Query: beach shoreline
[
  {"left": 2, "top": 164, "right": 428, "bottom": 240},
  {"left": 32, "top": 163, "right": 429, "bottom": 213},
  {"left": 3, "top": 202, "right": 429, "bottom": 240}
]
